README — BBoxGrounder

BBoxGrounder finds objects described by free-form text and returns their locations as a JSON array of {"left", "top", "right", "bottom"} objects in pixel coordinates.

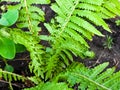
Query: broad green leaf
[
  {"left": 0, "top": 37, "right": 15, "bottom": 59},
  {"left": 0, "top": 9, "right": 19, "bottom": 26}
]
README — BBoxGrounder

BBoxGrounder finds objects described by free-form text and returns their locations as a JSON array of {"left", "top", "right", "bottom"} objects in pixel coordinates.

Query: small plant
[
  {"left": 103, "top": 35, "right": 113, "bottom": 49},
  {"left": 115, "top": 20, "right": 120, "bottom": 26},
  {"left": 0, "top": 3, "right": 27, "bottom": 89}
]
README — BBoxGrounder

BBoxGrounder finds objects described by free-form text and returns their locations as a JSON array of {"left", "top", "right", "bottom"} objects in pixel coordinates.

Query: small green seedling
[
  {"left": 115, "top": 20, "right": 120, "bottom": 26},
  {"left": 103, "top": 35, "right": 113, "bottom": 50}
]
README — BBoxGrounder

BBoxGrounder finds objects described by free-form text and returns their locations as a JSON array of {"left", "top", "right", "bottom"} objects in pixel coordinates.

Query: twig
[
  {"left": 0, "top": 79, "right": 22, "bottom": 88},
  {"left": 89, "top": 49, "right": 105, "bottom": 68}
]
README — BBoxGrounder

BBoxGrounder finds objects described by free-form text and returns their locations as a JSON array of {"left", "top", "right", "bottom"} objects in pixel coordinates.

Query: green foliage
[
  {"left": 24, "top": 62, "right": 120, "bottom": 90},
  {"left": 10, "top": 29, "right": 45, "bottom": 78},
  {"left": 0, "top": 0, "right": 50, "bottom": 78},
  {"left": 43, "top": 0, "right": 120, "bottom": 80},
  {"left": 115, "top": 19, "right": 120, "bottom": 26},
  {"left": 0, "top": 0, "right": 49, "bottom": 88},
  {"left": 0, "top": 7, "right": 17, "bottom": 59},
  {"left": 11, "top": 0, "right": 48, "bottom": 35},
  {"left": 0, "top": 68, "right": 27, "bottom": 82},
  {"left": 0, "top": 36, "right": 15, "bottom": 59},
  {"left": 0, "top": 0, "right": 120, "bottom": 90},
  {"left": 53, "top": 62, "right": 120, "bottom": 90},
  {"left": 0, "top": 9, "right": 19, "bottom": 26}
]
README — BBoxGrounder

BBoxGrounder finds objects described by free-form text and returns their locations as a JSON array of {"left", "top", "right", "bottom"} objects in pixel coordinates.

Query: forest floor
[
  {"left": 82, "top": 18, "right": 120, "bottom": 71},
  {"left": 0, "top": 4, "right": 120, "bottom": 90}
]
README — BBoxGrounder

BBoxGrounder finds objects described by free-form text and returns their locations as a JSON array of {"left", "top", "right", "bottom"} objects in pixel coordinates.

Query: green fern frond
[
  {"left": 43, "top": 0, "right": 120, "bottom": 80},
  {"left": 24, "top": 62, "right": 120, "bottom": 90},
  {"left": 1, "top": 1, "right": 120, "bottom": 88},
  {"left": 54, "top": 62, "right": 120, "bottom": 90},
  {"left": 100, "top": 0, "right": 120, "bottom": 19},
  {"left": 9, "top": 29, "right": 45, "bottom": 78},
  {"left": 16, "top": 0, "right": 45, "bottom": 35},
  {"left": 0, "top": 69, "right": 27, "bottom": 82},
  {"left": 1, "top": 0, "right": 50, "bottom": 79},
  {"left": 4, "top": 0, "right": 50, "bottom": 36}
]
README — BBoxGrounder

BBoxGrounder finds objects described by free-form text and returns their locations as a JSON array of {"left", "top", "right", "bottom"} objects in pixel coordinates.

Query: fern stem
[
  {"left": 24, "top": 0, "right": 33, "bottom": 34},
  {"left": 57, "top": 0, "right": 79, "bottom": 37},
  {"left": 0, "top": 69, "right": 27, "bottom": 81},
  {"left": 9, "top": 80, "right": 13, "bottom": 90},
  {"left": 73, "top": 73, "right": 110, "bottom": 90},
  {"left": 54, "top": 0, "right": 80, "bottom": 49}
]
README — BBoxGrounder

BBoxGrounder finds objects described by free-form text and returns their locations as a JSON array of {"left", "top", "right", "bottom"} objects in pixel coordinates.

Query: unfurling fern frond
[
  {"left": 54, "top": 62, "right": 120, "bottom": 90},
  {"left": 0, "top": 69, "right": 27, "bottom": 82},
  {"left": 43, "top": 0, "right": 120, "bottom": 79}
]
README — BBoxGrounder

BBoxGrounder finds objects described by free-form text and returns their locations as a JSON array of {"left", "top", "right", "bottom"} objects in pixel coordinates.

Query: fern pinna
[{"left": 0, "top": 68, "right": 27, "bottom": 82}]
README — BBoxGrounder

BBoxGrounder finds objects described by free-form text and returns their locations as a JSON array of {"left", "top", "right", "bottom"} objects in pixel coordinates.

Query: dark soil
[
  {"left": 82, "top": 18, "right": 120, "bottom": 72},
  {"left": 0, "top": 2, "right": 120, "bottom": 90}
]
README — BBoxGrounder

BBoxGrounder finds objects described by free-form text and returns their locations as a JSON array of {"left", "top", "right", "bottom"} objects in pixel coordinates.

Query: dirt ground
[{"left": 82, "top": 18, "right": 120, "bottom": 71}]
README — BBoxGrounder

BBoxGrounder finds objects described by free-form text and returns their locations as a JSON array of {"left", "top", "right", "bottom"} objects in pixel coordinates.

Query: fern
[
  {"left": 3, "top": 0, "right": 120, "bottom": 81},
  {"left": 0, "top": 0, "right": 50, "bottom": 78},
  {"left": 42, "top": 0, "right": 120, "bottom": 79},
  {"left": 1, "top": 0, "right": 50, "bottom": 36},
  {"left": 3, "top": 0, "right": 49, "bottom": 36},
  {"left": 0, "top": 0, "right": 120, "bottom": 89},
  {"left": 53, "top": 62, "right": 120, "bottom": 90},
  {"left": 101, "top": 0, "right": 120, "bottom": 19},
  {"left": 24, "top": 62, "right": 120, "bottom": 90},
  {"left": 0, "top": 68, "right": 27, "bottom": 82},
  {"left": 9, "top": 29, "right": 45, "bottom": 78}
]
